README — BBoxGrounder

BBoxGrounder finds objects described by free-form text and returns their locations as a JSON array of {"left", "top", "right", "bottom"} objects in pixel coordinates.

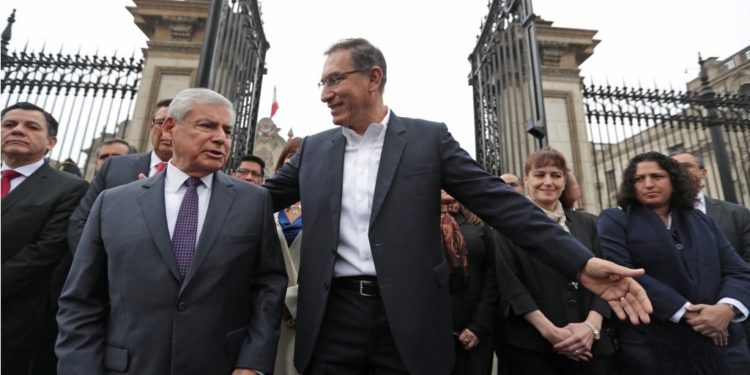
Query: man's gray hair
[{"left": 168, "top": 88, "right": 236, "bottom": 125}]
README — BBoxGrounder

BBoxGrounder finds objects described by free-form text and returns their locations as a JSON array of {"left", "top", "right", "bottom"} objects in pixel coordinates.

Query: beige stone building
[{"left": 590, "top": 45, "right": 750, "bottom": 209}]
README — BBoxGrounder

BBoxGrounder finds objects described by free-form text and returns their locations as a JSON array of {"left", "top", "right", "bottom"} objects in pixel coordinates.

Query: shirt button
[
  {"left": 676, "top": 244, "right": 684, "bottom": 250},
  {"left": 177, "top": 302, "right": 188, "bottom": 311},
  {"left": 361, "top": 227, "right": 367, "bottom": 232},
  {"left": 567, "top": 299, "right": 577, "bottom": 308}
]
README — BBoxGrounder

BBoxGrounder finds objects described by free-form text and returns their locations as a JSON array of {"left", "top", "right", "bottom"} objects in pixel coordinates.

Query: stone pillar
[
  {"left": 537, "top": 20, "right": 601, "bottom": 212},
  {"left": 124, "top": 0, "right": 209, "bottom": 153}
]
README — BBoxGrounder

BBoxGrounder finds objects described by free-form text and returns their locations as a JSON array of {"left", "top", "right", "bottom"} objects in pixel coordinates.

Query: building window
[
  {"left": 740, "top": 83, "right": 750, "bottom": 97},
  {"left": 606, "top": 170, "right": 617, "bottom": 193},
  {"left": 724, "top": 60, "right": 736, "bottom": 71},
  {"left": 742, "top": 49, "right": 750, "bottom": 62}
]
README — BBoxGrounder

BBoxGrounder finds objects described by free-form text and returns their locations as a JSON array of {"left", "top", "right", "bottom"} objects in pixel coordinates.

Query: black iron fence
[
  {"left": 584, "top": 59, "right": 750, "bottom": 208},
  {"left": 0, "top": 10, "right": 143, "bottom": 177},
  {"left": 195, "top": 0, "right": 268, "bottom": 171},
  {"left": 469, "top": 0, "right": 547, "bottom": 177}
]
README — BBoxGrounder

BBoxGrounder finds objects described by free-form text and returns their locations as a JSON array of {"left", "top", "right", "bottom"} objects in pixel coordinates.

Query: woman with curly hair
[{"left": 598, "top": 151, "right": 750, "bottom": 374}]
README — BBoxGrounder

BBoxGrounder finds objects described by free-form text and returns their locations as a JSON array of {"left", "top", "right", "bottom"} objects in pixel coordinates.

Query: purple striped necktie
[{"left": 172, "top": 177, "right": 201, "bottom": 279}]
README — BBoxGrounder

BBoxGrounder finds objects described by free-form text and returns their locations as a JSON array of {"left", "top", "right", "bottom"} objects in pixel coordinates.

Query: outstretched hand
[{"left": 578, "top": 258, "right": 652, "bottom": 324}]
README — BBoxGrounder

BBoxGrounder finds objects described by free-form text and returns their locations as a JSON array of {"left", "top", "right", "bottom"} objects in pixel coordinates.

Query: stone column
[
  {"left": 537, "top": 20, "right": 601, "bottom": 212},
  {"left": 124, "top": 0, "right": 209, "bottom": 153}
]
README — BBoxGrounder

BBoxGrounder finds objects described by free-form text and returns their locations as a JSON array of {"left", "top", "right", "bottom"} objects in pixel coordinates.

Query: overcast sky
[{"left": 1, "top": 0, "right": 747, "bottom": 156}]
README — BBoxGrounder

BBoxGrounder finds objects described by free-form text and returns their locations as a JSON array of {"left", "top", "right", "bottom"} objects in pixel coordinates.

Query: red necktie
[
  {"left": 156, "top": 162, "right": 168, "bottom": 173},
  {"left": 1, "top": 170, "right": 21, "bottom": 199}
]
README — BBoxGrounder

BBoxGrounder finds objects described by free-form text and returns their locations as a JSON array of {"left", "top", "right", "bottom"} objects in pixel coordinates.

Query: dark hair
[
  {"left": 669, "top": 151, "right": 705, "bottom": 169},
  {"left": 275, "top": 137, "right": 302, "bottom": 172},
  {"left": 616, "top": 152, "right": 698, "bottom": 210},
  {"left": 234, "top": 154, "right": 266, "bottom": 176},
  {"left": 2, "top": 102, "right": 59, "bottom": 137},
  {"left": 99, "top": 138, "right": 135, "bottom": 155},
  {"left": 155, "top": 98, "right": 172, "bottom": 110},
  {"left": 325, "top": 38, "right": 387, "bottom": 93}
]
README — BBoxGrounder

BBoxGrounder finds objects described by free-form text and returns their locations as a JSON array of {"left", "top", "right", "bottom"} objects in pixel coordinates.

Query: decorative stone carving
[
  {"left": 539, "top": 41, "right": 567, "bottom": 67},
  {"left": 163, "top": 16, "right": 199, "bottom": 42}
]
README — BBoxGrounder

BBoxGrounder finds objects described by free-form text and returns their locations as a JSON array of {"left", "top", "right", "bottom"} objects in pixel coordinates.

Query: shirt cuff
[
  {"left": 718, "top": 298, "right": 749, "bottom": 323},
  {"left": 669, "top": 302, "right": 691, "bottom": 323}
]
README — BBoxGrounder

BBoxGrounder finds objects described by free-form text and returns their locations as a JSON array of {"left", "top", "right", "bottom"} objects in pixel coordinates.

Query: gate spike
[
  {"left": 21, "top": 37, "right": 28, "bottom": 53},
  {"left": 76, "top": 43, "right": 82, "bottom": 56},
  {"left": 57, "top": 42, "right": 64, "bottom": 55}
]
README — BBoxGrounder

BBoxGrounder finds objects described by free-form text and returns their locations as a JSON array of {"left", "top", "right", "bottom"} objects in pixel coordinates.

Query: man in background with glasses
[
  {"left": 232, "top": 154, "right": 266, "bottom": 186},
  {"left": 68, "top": 99, "right": 174, "bottom": 255}
]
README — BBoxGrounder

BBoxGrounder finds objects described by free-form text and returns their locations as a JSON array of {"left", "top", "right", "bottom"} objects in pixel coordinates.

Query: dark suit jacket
[
  {"left": 598, "top": 203, "right": 750, "bottom": 346},
  {"left": 263, "top": 112, "right": 595, "bottom": 375},
  {"left": 495, "top": 209, "right": 614, "bottom": 355},
  {"left": 449, "top": 215, "right": 497, "bottom": 342},
  {"left": 68, "top": 152, "right": 152, "bottom": 253},
  {"left": 56, "top": 171, "right": 288, "bottom": 374},
  {"left": 706, "top": 196, "right": 750, "bottom": 263},
  {"left": 2, "top": 161, "right": 88, "bottom": 350}
]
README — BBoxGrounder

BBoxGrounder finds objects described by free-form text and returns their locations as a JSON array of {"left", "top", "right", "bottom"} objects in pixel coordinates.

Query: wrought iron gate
[
  {"left": 195, "top": 0, "right": 268, "bottom": 171},
  {"left": 469, "top": 0, "right": 547, "bottom": 177},
  {"left": 0, "top": 10, "right": 143, "bottom": 177},
  {"left": 584, "top": 57, "right": 750, "bottom": 208}
]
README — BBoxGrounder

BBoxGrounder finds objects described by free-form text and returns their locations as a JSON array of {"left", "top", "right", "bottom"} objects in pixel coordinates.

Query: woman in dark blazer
[
  {"left": 598, "top": 152, "right": 750, "bottom": 375},
  {"left": 495, "top": 147, "right": 614, "bottom": 375},
  {"left": 441, "top": 191, "right": 498, "bottom": 375}
]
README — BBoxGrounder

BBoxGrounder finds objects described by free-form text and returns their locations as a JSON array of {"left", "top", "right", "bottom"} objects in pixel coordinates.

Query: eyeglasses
[
  {"left": 318, "top": 68, "right": 369, "bottom": 89},
  {"left": 152, "top": 118, "right": 166, "bottom": 129},
  {"left": 235, "top": 168, "right": 263, "bottom": 178}
]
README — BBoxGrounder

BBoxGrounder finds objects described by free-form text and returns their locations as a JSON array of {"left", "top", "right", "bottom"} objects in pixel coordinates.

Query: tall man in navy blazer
[
  {"left": 56, "top": 89, "right": 288, "bottom": 375},
  {"left": 68, "top": 98, "right": 174, "bottom": 254},
  {"left": 263, "top": 38, "right": 653, "bottom": 375}
]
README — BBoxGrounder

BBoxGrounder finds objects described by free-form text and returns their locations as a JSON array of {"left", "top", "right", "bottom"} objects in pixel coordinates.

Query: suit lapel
[
  {"left": 370, "top": 113, "right": 406, "bottom": 226},
  {"left": 180, "top": 172, "right": 236, "bottom": 295},
  {"left": 133, "top": 153, "right": 152, "bottom": 178},
  {"left": 138, "top": 172, "right": 181, "bottom": 282},
  {"left": 2, "top": 162, "right": 51, "bottom": 214},
  {"left": 705, "top": 196, "right": 724, "bottom": 224},
  {"left": 326, "top": 131, "right": 345, "bottom": 242}
]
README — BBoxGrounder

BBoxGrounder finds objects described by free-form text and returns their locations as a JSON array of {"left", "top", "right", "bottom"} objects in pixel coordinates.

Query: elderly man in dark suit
[
  {"left": 1, "top": 102, "right": 89, "bottom": 375},
  {"left": 68, "top": 98, "right": 173, "bottom": 254},
  {"left": 263, "top": 38, "right": 653, "bottom": 375},
  {"left": 56, "top": 88, "right": 288, "bottom": 375}
]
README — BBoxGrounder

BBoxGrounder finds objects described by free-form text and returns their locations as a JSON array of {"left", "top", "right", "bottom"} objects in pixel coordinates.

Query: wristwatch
[
  {"left": 725, "top": 303, "right": 745, "bottom": 319},
  {"left": 584, "top": 320, "right": 601, "bottom": 340}
]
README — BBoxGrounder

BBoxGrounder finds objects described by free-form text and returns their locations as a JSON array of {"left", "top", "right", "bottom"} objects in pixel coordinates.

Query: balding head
[{"left": 500, "top": 173, "right": 524, "bottom": 194}]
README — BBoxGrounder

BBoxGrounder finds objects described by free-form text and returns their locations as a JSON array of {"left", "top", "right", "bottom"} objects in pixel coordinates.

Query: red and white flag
[{"left": 270, "top": 86, "right": 279, "bottom": 118}]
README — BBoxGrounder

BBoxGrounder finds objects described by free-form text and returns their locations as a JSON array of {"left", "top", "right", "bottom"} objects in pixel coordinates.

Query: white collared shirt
[
  {"left": 334, "top": 109, "right": 390, "bottom": 277},
  {"left": 164, "top": 162, "right": 213, "bottom": 243},
  {"left": 1, "top": 158, "right": 45, "bottom": 193},
  {"left": 695, "top": 192, "right": 707, "bottom": 214},
  {"left": 149, "top": 151, "right": 168, "bottom": 177}
]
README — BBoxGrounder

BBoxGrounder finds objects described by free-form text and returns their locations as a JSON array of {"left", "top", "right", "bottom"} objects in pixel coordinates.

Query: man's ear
[
  {"left": 162, "top": 116, "right": 176, "bottom": 141},
  {"left": 368, "top": 66, "right": 384, "bottom": 93}
]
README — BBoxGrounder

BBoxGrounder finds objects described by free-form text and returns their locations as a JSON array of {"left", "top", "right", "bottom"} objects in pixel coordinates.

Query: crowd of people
[{"left": 2, "top": 37, "right": 749, "bottom": 375}]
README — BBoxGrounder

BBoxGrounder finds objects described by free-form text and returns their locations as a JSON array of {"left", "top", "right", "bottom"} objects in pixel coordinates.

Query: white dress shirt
[
  {"left": 164, "top": 162, "right": 213, "bottom": 243},
  {"left": 695, "top": 192, "right": 707, "bottom": 214},
  {"left": 334, "top": 109, "right": 390, "bottom": 277},
  {"left": 1, "top": 158, "right": 45, "bottom": 192},
  {"left": 149, "top": 151, "right": 167, "bottom": 177}
]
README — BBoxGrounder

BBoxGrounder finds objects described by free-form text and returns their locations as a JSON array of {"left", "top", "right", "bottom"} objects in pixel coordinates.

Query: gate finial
[{"left": 1, "top": 9, "right": 16, "bottom": 60}]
